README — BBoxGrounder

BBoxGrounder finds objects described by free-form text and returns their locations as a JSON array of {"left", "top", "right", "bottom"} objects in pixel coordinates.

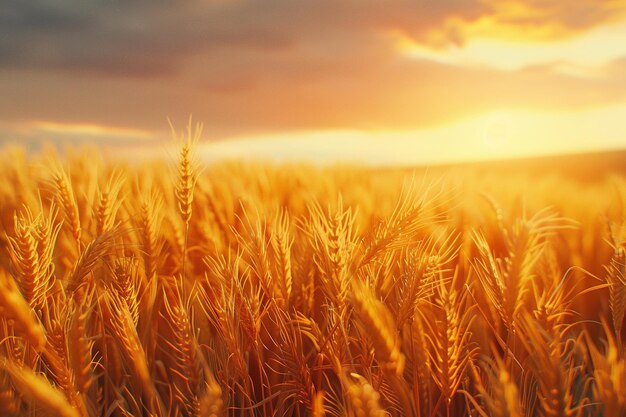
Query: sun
[{"left": 481, "top": 112, "right": 513, "bottom": 150}]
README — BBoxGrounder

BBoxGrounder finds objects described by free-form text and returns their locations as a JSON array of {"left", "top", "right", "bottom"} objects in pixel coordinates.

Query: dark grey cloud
[
  {"left": 2, "top": 0, "right": 622, "bottom": 79},
  {"left": 0, "top": 0, "right": 504, "bottom": 78},
  {"left": 0, "top": 0, "right": 295, "bottom": 76}
]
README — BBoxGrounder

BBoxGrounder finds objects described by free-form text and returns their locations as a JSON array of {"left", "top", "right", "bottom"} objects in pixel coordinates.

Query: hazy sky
[{"left": 1, "top": 0, "right": 626, "bottom": 164}]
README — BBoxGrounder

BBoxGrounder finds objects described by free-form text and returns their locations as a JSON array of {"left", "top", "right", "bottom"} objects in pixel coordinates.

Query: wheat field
[{"left": 0, "top": 136, "right": 624, "bottom": 417}]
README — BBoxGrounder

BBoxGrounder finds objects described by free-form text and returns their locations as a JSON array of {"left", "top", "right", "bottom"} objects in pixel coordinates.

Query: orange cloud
[
  {"left": 396, "top": 18, "right": 626, "bottom": 74},
  {"left": 406, "top": 0, "right": 626, "bottom": 48}
]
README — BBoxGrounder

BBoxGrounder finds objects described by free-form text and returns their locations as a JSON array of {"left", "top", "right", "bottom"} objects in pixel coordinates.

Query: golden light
[
  {"left": 191, "top": 102, "right": 626, "bottom": 166},
  {"left": 28, "top": 121, "right": 154, "bottom": 139},
  {"left": 394, "top": 18, "right": 626, "bottom": 74}
]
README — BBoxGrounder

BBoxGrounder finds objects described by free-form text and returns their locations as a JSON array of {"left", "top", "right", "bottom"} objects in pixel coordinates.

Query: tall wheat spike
[
  {"left": 271, "top": 209, "right": 294, "bottom": 306},
  {"left": 0, "top": 269, "right": 47, "bottom": 352},
  {"left": 50, "top": 163, "right": 82, "bottom": 248},
  {"left": 605, "top": 230, "right": 626, "bottom": 341},
  {"left": 350, "top": 281, "right": 405, "bottom": 376},
  {"left": 95, "top": 170, "right": 125, "bottom": 236},
  {"left": 344, "top": 373, "right": 387, "bottom": 417},
  {"left": 473, "top": 355, "right": 525, "bottom": 417},
  {"left": 1, "top": 359, "right": 81, "bottom": 417},
  {"left": 586, "top": 321, "right": 626, "bottom": 416},
  {"left": 6, "top": 207, "right": 56, "bottom": 311},
  {"left": 426, "top": 269, "right": 478, "bottom": 413}
]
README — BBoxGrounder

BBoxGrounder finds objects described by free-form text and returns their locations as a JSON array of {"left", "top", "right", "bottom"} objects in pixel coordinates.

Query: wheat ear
[
  {"left": 345, "top": 373, "right": 387, "bottom": 417},
  {"left": 605, "top": 240, "right": 626, "bottom": 341},
  {"left": 1, "top": 358, "right": 81, "bottom": 417},
  {"left": 198, "top": 370, "right": 223, "bottom": 417},
  {"left": 350, "top": 281, "right": 405, "bottom": 376},
  {"left": 50, "top": 164, "right": 82, "bottom": 248},
  {"left": 0, "top": 270, "right": 46, "bottom": 351}
]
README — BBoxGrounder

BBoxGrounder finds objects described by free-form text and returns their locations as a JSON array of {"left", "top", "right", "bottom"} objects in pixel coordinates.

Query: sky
[{"left": 1, "top": 0, "right": 626, "bottom": 165}]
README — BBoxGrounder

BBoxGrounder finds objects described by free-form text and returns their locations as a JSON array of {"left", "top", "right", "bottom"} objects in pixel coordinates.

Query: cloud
[
  {"left": 0, "top": 0, "right": 294, "bottom": 76},
  {"left": 397, "top": 18, "right": 626, "bottom": 73},
  {"left": 0, "top": 119, "right": 156, "bottom": 152},
  {"left": 1, "top": 53, "right": 625, "bottom": 142},
  {"left": 407, "top": 0, "right": 626, "bottom": 48},
  {"left": 5, "top": 0, "right": 622, "bottom": 78},
  {"left": 1, "top": 0, "right": 625, "bottom": 142}
]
